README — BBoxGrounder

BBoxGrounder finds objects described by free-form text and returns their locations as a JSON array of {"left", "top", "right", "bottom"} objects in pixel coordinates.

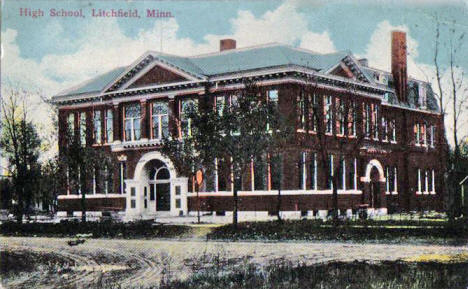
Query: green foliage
[
  {"left": 207, "top": 219, "right": 468, "bottom": 244},
  {"left": 0, "top": 220, "right": 192, "bottom": 238},
  {"left": 0, "top": 119, "right": 42, "bottom": 220},
  {"left": 58, "top": 123, "right": 115, "bottom": 221}
]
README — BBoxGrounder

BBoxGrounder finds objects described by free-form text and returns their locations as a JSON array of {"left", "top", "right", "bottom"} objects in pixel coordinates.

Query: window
[
  {"left": 421, "top": 123, "right": 427, "bottom": 146},
  {"left": 79, "top": 112, "right": 86, "bottom": 146},
  {"left": 309, "top": 153, "right": 317, "bottom": 190},
  {"left": 337, "top": 98, "right": 345, "bottom": 135},
  {"left": 131, "top": 199, "right": 136, "bottom": 209},
  {"left": 351, "top": 158, "right": 357, "bottom": 190},
  {"left": 298, "top": 152, "right": 306, "bottom": 190},
  {"left": 105, "top": 109, "right": 113, "bottom": 143},
  {"left": 124, "top": 104, "right": 141, "bottom": 141},
  {"left": 268, "top": 90, "right": 278, "bottom": 104},
  {"left": 67, "top": 113, "right": 75, "bottom": 135},
  {"left": 180, "top": 99, "right": 196, "bottom": 137},
  {"left": 254, "top": 155, "right": 266, "bottom": 191},
  {"left": 325, "top": 96, "right": 333, "bottom": 134},
  {"left": 104, "top": 165, "right": 113, "bottom": 194},
  {"left": 414, "top": 123, "right": 420, "bottom": 145},
  {"left": 216, "top": 96, "right": 226, "bottom": 116},
  {"left": 340, "top": 158, "right": 346, "bottom": 190},
  {"left": 270, "top": 155, "right": 282, "bottom": 190},
  {"left": 372, "top": 104, "right": 378, "bottom": 139},
  {"left": 431, "top": 170, "right": 435, "bottom": 193},
  {"left": 417, "top": 169, "right": 422, "bottom": 193},
  {"left": 298, "top": 93, "right": 306, "bottom": 130},
  {"left": 424, "top": 170, "right": 429, "bottom": 193},
  {"left": 385, "top": 166, "right": 397, "bottom": 193},
  {"left": 382, "top": 117, "right": 388, "bottom": 142},
  {"left": 418, "top": 83, "right": 427, "bottom": 107},
  {"left": 348, "top": 101, "right": 356, "bottom": 136},
  {"left": 327, "top": 154, "right": 334, "bottom": 189},
  {"left": 390, "top": 119, "right": 397, "bottom": 142},
  {"left": 310, "top": 93, "right": 318, "bottom": 132},
  {"left": 93, "top": 110, "right": 102, "bottom": 144},
  {"left": 364, "top": 103, "right": 371, "bottom": 138},
  {"left": 430, "top": 125, "right": 436, "bottom": 147},
  {"left": 120, "top": 162, "right": 126, "bottom": 194},
  {"left": 152, "top": 101, "right": 169, "bottom": 139}
]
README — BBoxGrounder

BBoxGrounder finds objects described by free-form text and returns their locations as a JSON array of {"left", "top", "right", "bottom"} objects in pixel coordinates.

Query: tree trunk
[
  {"left": 81, "top": 192, "right": 86, "bottom": 222},
  {"left": 233, "top": 186, "right": 238, "bottom": 229}
]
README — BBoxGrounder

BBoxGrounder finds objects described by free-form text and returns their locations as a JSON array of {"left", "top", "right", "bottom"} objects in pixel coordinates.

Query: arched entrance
[
  {"left": 370, "top": 167, "right": 381, "bottom": 208},
  {"left": 148, "top": 160, "right": 171, "bottom": 211},
  {"left": 125, "top": 151, "right": 188, "bottom": 219},
  {"left": 362, "top": 159, "right": 387, "bottom": 213}
]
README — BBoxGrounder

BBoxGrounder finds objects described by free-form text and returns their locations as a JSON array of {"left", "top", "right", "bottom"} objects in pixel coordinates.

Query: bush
[
  {"left": 0, "top": 220, "right": 193, "bottom": 239},
  {"left": 207, "top": 219, "right": 468, "bottom": 243}
]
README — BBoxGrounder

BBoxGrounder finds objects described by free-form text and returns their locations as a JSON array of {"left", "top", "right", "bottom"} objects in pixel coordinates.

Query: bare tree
[{"left": 433, "top": 17, "right": 468, "bottom": 217}]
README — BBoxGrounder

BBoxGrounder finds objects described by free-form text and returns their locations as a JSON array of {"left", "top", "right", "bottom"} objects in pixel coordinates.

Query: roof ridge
[{"left": 189, "top": 42, "right": 286, "bottom": 59}]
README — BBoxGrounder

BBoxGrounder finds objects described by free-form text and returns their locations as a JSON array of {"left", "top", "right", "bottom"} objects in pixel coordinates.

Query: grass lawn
[
  {"left": 1, "top": 217, "right": 467, "bottom": 244},
  {"left": 207, "top": 219, "right": 468, "bottom": 244},
  {"left": 161, "top": 260, "right": 468, "bottom": 289}
]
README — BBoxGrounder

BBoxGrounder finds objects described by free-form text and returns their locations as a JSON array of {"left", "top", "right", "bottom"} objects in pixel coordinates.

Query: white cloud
[
  {"left": 362, "top": 20, "right": 468, "bottom": 146},
  {"left": 300, "top": 31, "right": 336, "bottom": 53}
]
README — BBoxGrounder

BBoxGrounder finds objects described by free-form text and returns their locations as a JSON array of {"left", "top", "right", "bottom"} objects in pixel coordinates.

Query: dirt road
[{"left": 2, "top": 237, "right": 467, "bottom": 288}]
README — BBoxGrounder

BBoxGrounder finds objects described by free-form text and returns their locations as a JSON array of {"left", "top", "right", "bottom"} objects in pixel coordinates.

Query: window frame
[{"left": 124, "top": 103, "right": 142, "bottom": 142}]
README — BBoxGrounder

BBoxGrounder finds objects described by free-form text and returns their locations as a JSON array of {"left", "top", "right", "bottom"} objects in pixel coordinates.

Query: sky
[{"left": 1, "top": 0, "right": 467, "bottom": 151}]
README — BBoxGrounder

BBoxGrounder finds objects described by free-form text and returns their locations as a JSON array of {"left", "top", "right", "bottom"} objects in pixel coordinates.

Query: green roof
[
  {"left": 56, "top": 44, "right": 350, "bottom": 97},
  {"left": 55, "top": 66, "right": 127, "bottom": 97}
]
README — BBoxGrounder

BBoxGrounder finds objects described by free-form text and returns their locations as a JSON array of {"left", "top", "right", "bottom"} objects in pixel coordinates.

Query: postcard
[{"left": 1, "top": 0, "right": 467, "bottom": 288}]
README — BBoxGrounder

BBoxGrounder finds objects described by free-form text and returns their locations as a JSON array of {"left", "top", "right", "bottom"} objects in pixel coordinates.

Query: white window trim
[
  {"left": 417, "top": 168, "right": 422, "bottom": 194},
  {"left": 120, "top": 162, "right": 125, "bottom": 194},
  {"left": 353, "top": 158, "right": 357, "bottom": 190},
  {"left": 105, "top": 109, "right": 113, "bottom": 144},
  {"left": 422, "top": 123, "right": 427, "bottom": 147},
  {"left": 94, "top": 110, "right": 102, "bottom": 144},
  {"left": 424, "top": 170, "right": 429, "bottom": 194},
  {"left": 329, "top": 154, "right": 334, "bottom": 190},
  {"left": 302, "top": 152, "right": 307, "bottom": 190},
  {"left": 92, "top": 167, "right": 96, "bottom": 195},
  {"left": 314, "top": 153, "right": 318, "bottom": 190},
  {"left": 431, "top": 170, "right": 436, "bottom": 194},
  {"left": 415, "top": 123, "right": 420, "bottom": 146},
  {"left": 79, "top": 112, "right": 86, "bottom": 146},
  {"left": 325, "top": 96, "right": 333, "bottom": 134},
  {"left": 214, "top": 158, "right": 219, "bottom": 192}
]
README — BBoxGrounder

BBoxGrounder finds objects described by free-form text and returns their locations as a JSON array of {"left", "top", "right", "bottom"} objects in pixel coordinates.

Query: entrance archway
[
  {"left": 370, "top": 167, "right": 381, "bottom": 208},
  {"left": 147, "top": 160, "right": 171, "bottom": 211},
  {"left": 125, "top": 151, "right": 188, "bottom": 219},
  {"left": 361, "top": 159, "right": 387, "bottom": 211}
]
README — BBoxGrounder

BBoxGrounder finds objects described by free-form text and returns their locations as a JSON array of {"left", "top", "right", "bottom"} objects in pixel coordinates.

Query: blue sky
[
  {"left": 1, "top": 0, "right": 467, "bottom": 147},
  {"left": 2, "top": 0, "right": 467, "bottom": 94}
]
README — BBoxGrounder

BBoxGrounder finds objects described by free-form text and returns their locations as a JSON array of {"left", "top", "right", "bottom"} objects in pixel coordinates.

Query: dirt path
[{"left": 2, "top": 237, "right": 468, "bottom": 289}]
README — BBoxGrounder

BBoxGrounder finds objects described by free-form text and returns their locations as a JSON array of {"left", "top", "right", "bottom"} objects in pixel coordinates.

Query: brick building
[{"left": 52, "top": 31, "right": 446, "bottom": 219}]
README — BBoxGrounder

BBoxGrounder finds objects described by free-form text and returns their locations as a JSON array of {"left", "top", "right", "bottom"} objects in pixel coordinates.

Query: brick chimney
[
  {"left": 391, "top": 31, "right": 407, "bottom": 102},
  {"left": 220, "top": 39, "right": 236, "bottom": 52}
]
